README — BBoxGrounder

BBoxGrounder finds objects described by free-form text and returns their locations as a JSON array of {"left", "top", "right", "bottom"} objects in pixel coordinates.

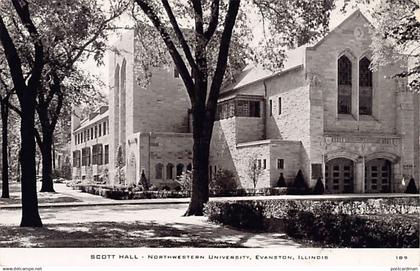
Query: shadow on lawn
[
  {"left": 0, "top": 221, "right": 254, "bottom": 248},
  {"left": 0, "top": 219, "right": 301, "bottom": 248}
]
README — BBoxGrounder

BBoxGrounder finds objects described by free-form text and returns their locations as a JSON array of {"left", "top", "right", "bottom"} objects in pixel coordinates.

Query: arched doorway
[
  {"left": 365, "top": 158, "right": 392, "bottom": 193},
  {"left": 325, "top": 158, "right": 354, "bottom": 193}
]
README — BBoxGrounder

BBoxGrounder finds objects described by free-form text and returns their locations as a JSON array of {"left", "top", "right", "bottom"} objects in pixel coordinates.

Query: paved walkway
[{"left": 1, "top": 183, "right": 417, "bottom": 210}]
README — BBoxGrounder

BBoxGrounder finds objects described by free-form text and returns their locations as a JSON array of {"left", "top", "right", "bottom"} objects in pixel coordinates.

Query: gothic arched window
[
  {"left": 359, "top": 57, "right": 373, "bottom": 115},
  {"left": 337, "top": 55, "right": 352, "bottom": 114},
  {"left": 155, "top": 163, "right": 163, "bottom": 179},
  {"left": 166, "top": 163, "right": 174, "bottom": 180}
]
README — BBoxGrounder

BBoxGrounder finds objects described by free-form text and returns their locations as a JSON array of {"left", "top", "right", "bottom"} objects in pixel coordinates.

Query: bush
[
  {"left": 276, "top": 173, "right": 286, "bottom": 187},
  {"left": 405, "top": 178, "right": 419, "bottom": 194},
  {"left": 204, "top": 197, "right": 420, "bottom": 248},
  {"left": 313, "top": 177, "right": 325, "bottom": 195},
  {"left": 290, "top": 170, "right": 309, "bottom": 194},
  {"left": 210, "top": 169, "right": 237, "bottom": 192},
  {"left": 176, "top": 170, "right": 192, "bottom": 192},
  {"left": 205, "top": 201, "right": 265, "bottom": 230}
]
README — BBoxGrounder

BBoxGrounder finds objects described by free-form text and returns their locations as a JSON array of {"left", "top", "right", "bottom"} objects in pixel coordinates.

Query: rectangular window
[
  {"left": 278, "top": 97, "right": 282, "bottom": 115},
  {"left": 258, "top": 159, "right": 262, "bottom": 169},
  {"left": 103, "top": 122, "right": 107, "bottom": 135},
  {"left": 104, "top": 145, "right": 109, "bottom": 164},
  {"left": 87, "top": 129, "right": 89, "bottom": 141},
  {"left": 81, "top": 147, "right": 91, "bottom": 166},
  {"left": 94, "top": 126, "right": 97, "bottom": 138},
  {"left": 91, "top": 128, "right": 93, "bottom": 139},
  {"left": 249, "top": 101, "right": 260, "bottom": 117},
  {"left": 92, "top": 144, "right": 103, "bottom": 165},
  {"left": 72, "top": 151, "right": 81, "bottom": 167},
  {"left": 263, "top": 159, "right": 266, "bottom": 169},
  {"left": 99, "top": 124, "right": 102, "bottom": 137},
  {"left": 75, "top": 135, "right": 77, "bottom": 145},
  {"left": 269, "top": 100, "right": 273, "bottom": 116},
  {"left": 277, "top": 159, "right": 284, "bottom": 169}
]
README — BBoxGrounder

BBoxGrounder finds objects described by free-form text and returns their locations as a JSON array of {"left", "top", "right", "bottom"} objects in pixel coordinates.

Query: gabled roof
[
  {"left": 221, "top": 45, "right": 308, "bottom": 93},
  {"left": 220, "top": 9, "right": 372, "bottom": 94}
]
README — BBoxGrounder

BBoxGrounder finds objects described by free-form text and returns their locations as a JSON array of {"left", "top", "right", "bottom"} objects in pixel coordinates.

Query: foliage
[
  {"left": 313, "top": 177, "right": 325, "bottom": 195},
  {"left": 209, "top": 169, "right": 237, "bottom": 191},
  {"left": 289, "top": 169, "right": 309, "bottom": 194},
  {"left": 205, "top": 197, "right": 420, "bottom": 247},
  {"left": 176, "top": 170, "right": 193, "bottom": 192},
  {"left": 405, "top": 178, "right": 419, "bottom": 194},
  {"left": 347, "top": 0, "right": 420, "bottom": 92},
  {"left": 276, "top": 173, "right": 286, "bottom": 187},
  {"left": 131, "top": 0, "right": 337, "bottom": 215}
]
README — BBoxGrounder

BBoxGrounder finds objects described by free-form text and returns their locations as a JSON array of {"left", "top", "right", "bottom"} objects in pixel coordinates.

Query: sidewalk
[
  {"left": 1, "top": 183, "right": 417, "bottom": 209},
  {"left": 0, "top": 184, "right": 190, "bottom": 209}
]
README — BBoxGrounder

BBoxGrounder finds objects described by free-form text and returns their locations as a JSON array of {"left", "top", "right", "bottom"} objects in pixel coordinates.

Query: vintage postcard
[{"left": 0, "top": 0, "right": 419, "bottom": 270}]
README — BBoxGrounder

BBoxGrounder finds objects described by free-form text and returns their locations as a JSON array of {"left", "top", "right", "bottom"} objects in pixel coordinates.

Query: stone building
[
  {"left": 71, "top": 10, "right": 419, "bottom": 193},
  {"left": 107, "top": 29, "right": 193, "bottom": 187},
  {"left": 71, "top": 105, "right": 110, "bottom": 182},
  {"left": 209, "top": 10, "right": 419, "bottom": 193}
]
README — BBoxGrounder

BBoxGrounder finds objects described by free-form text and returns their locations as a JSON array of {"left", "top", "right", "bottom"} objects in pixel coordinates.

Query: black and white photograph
[{"left": 0, "top": 0, "right": 419, "bottom": 269}]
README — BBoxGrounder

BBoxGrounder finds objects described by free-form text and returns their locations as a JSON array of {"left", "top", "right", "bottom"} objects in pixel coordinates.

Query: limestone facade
[{"left": 209, "top": 10, "right": 420, "bottom": 192}]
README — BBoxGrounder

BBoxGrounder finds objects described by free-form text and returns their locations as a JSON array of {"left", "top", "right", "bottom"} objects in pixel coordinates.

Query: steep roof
[{"left": 220, "top": 9, "right": 371, "bottom": 94}]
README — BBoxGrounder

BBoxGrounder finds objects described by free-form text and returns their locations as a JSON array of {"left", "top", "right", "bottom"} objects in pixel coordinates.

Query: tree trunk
[
  {"left": 1, "top": 99, "right": 9, "bottom": 198},
  {"left": 39, "top": 131, "right": 55, "bottom": 192},
  {"left": 19, "top": 93, "right": 42, "bottom": 227},
  {"left": 184, "top": 107, "right": 212, "bottom": 216}
]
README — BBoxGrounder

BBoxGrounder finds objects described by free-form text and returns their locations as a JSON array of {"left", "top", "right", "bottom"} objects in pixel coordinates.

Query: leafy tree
[
  {"left": 0, "top": 0, "right": 127, "bottom": 226},
  {"left": 132, "top": 0, "right": 335, "bottom": 215}
]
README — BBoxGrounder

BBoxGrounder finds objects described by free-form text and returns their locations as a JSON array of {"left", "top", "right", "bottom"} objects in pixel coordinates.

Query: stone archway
[
  {"left": 325, "top": 158, "right": 355, "bottom": 193},
  {"left": 126, "top": 153, "right": 137, "bottom": 186}
]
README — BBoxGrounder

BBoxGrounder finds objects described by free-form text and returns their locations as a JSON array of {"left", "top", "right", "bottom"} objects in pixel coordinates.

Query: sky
[{"left": 81, "top": 0, "right": 371, "bottom": 97}]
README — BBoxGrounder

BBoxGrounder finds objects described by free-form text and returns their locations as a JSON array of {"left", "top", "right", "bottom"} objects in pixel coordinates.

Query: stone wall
[{"left": 139, "top": 132, "right": 193, "bottom": 187}]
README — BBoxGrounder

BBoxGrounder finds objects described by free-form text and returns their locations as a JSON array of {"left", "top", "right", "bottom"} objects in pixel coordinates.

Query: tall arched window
[
  {"left": 359, "top": 57, "right": 373, "bottom": 115},
  {"left": 337, "top": 55, "right": 352, "bottom": 114},
  {"left": 120, "top": 59, "right": 127, "bottom": 147},
  {"left": 186, "top": 163, "right": 192, "bottom": 171},
  {"left": 166, "top": 163, "right": 174, "bottom": 180},
  {"left": 155, "top": 163, "right": 163, "bottom": 179},
  {"left": 114, "top": 63, "right": 120, "bottom": 147}
]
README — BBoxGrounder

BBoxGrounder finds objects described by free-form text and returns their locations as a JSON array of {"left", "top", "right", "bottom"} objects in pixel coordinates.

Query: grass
[{"left": 0, "top": 221, "right": 246, "bottom": 248}]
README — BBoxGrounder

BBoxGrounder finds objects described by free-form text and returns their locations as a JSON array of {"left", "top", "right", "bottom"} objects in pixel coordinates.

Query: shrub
[
  {"left": 204, "top": 197, "right": 420, "bottom": 248},
  {"left": 276, "top": 173, "right": 286, "bottom": 187},
  {"left": 313, "top": 177, "right": 325, "bottom": 195},
  {"left": 210, "top": 169, "right": 237, "bottom": 192},
  {"left": 289, "top": 170, "right": 309, "bottom": 195},
  {"left": 405, "top": 178, "right": 419, "bottom": 194},
  {"left": 176, "top": 170, "right": 192, "bottom": 192}
]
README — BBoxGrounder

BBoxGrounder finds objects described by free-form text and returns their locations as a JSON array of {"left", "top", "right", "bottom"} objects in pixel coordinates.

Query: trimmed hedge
[{"left": 204, "top": 197, "right": 419, "bottom": 248}]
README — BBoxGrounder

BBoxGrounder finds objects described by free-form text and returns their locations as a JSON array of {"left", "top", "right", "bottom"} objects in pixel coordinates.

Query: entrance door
[
  {"left": 325, "top": 158, "right": 354, "bottom": 193},
  {"left": 365, "top": 159, "right": 391, "bottom": 193}
]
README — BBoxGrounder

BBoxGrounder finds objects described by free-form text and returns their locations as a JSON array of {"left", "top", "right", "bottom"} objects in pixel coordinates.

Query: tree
[
  {"left": 342, "top": 0, "right": 419, "bottom": 91},
  {"left": 246, "top": 157, "right": 263, "bottom": 194},
  {"left": 276, "top": 172, "right": 286, "bottom": 187},
  {"left": 132, "top": 0, "right": 336, "bottom": 215},
  {"left": 0, "top": 0, "right": 45, "bottom": 226},
  {"left": 0, "top": 0, "right": 127, "bottom": 226}
]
